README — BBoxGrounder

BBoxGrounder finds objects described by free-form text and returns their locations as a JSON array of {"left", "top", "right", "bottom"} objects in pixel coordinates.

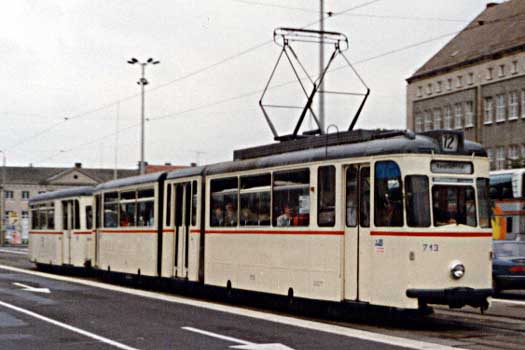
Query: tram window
[
  {"left": 346, "top": 167, "right": 358, "bottom": 227},
  {"left": 192, "top": 181, "right": 198, "bottom": 226},
  {"left": 374, "top": 161, "right": 403, "bottom": 227},
  {"left": 318, "top": 166, "right": 336, "bottom": 227},
  {"left": 138, "top": 188, "right": 154, "bottom": 199},
  {"left": 86, "top": 205, "right": 93, "bottom": 230},
  {"left": 62, "top": 202, "right": 69, "bottom": 230},
  {"left": 31, "top": 207, "right": 38, "bottom": 229},
  {"left": 273, "top": 169, "right": 310, "bottom": 227},
  {"left": 476, "top": 178, "right": 491, "bottom": 228},
  {"left": 137, "top": 200, "right": 154, "bottom": 227},
  {"left": 74, "top": 200, "right": 80, "bottom": 229},
  {"left": 39, "top": 208, "right": 47, "bottom": 229},
  {"left": 47, "top": 206, "right": 55, "bottom": 229},
  {"left": 95, "top": 195, "right": 101, "bottom": 229},
  {"left": 120, "top": 191, "right": 137, "bottom": 227},
  {"left": 240, "top": 174, "right": 271, "bottom": 226},
  {"left": 103, "top": 192, "right": 118, "bottom": 228},
  {"left": 405, "top": 175, "right": 430, "bottom": 227},
  {"left": 210, "top": 177, "right": 239, "bottom": 227},
  {"left": 166, "top": 184, "right": 172, "bottom": 227},
  {"left": 360, "top": 167, "right": 370, "bottom": 228},
  {"left": 432, "top": 186, "right": 476, "bottom": 227}
]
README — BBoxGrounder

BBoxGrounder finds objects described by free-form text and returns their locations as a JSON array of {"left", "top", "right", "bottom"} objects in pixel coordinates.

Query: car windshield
[{"left": 494, "top": 242, "right": 525, "bottom": 258}]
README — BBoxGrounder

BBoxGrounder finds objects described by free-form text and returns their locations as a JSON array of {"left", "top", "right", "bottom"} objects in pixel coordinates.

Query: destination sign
[{"left": 431, "top": 161, "right": 473, "bottom": 174}]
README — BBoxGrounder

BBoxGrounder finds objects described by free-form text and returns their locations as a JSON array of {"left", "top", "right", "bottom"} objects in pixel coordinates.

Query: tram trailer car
[
  {"left": 28, "top": 129, "right": 493, "bottom": 311},
  {"left": 29, "top": 186, "right": 95, "bottom": 268}
]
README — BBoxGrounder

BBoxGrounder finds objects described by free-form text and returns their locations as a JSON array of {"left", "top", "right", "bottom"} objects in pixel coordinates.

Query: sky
[{"left": 0, "top": 0, "right": 494, "bottom": 169}]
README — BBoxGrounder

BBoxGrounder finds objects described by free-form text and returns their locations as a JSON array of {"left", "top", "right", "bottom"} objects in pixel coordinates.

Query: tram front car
[{"left": 386, "top": 130, "right": 492, "bottom": 311}]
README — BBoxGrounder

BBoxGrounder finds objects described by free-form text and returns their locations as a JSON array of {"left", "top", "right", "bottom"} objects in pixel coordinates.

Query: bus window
[
  {"left": 240, "top": 174, "right": 271, "bottom": 226},
  {"left": 489, "top": 174, "right": 513, "bottom": 200},
  {"left": 433, "top": 186, "right": 476, "bottom": 227},
  {"left": 210, "top": 177, "right": 238, "bottom": 227},
  {"left": 374, "top": 161, "right": 403, "bottom": 227},
  {"left": 405, "top": 175, "right": 430, "bottom": 227},
  {"left": 476, "top": 178, "right": 491, "bottom": 228},
  {"left": 273, "top": 169, "right": 310, "bottom": 227},
  {"left": 318, "top": 166, "right": 336, "bottom": 227}
]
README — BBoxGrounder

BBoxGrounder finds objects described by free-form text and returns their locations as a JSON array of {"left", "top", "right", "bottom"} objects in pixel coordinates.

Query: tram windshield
[{"left": 432, "top": 185, "right": 476, "bottom": 226}]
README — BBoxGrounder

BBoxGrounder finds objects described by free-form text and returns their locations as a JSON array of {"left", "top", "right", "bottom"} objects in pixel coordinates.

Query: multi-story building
[{"left": 406, "top": 1, "right": 525, "bottom": 170}]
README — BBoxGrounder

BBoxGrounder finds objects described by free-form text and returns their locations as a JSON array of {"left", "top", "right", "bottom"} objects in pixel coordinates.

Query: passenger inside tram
[
  {"left": 211, "top": 207, "right": 224, "bottom": 226},
  {"left": 276, "top": 205, "right": 293, "bottom": 226},
  {"left": 224, "top": 202, "right": 237, "bottom": 226}
]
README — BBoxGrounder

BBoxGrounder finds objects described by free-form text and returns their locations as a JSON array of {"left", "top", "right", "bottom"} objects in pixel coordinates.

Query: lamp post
[
  {"left": 127, "top": 57, "right": 160, "bottom": 175},
  {"left": 0, "top": 150, "right": 6, "bottom": 246}
]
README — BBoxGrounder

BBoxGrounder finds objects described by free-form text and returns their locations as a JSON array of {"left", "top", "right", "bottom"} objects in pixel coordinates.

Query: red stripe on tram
[
  {"left": 73, "top": 231, "right": 92, "bottom": 235},
  {"left": 370, "top": 231, "right": 492, "bottom": 237},
  {"left": 29, "top": 231, "right": 63, "bottom": 235},
  {"left": 99, "top": 229, "right": 158, "bottom": 234},
  {"left": 205, "top": 229, "right": 344, "bottom": 235}
]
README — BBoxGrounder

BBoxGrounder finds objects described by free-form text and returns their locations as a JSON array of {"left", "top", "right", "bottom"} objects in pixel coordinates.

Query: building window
[
  {"left": 4, "top": 191, "right": 13, "bottom": 199},
  {"left": 426, "top": 83, "right": 433, "bottom": 95},
  {"left": 424, "top": 111, "right": 432, "bottom": 131},
  {"left": 509, "top": 91, "right": 519, "bottom": 120},
  {"left": 522, "top": 89, "right": 525, "bottom": 118},
  {"left": 447, "top": 78, "right": 452, "bottom": 90},
  {"left": 415, "top": 114, "right": 423, "bottom": 132},
  {"left": 508, "top": 145, "right": 519, "bottom": 161},
  {"left": 487, "top": 67, "right": 493, "bottom": 80},
  {"left": 456, "top": 75, "right": 463, "bottom": 88},
  {"left": 484, "top": 97, "right": 493, "bottom": 124},
  {"left": 417, "top": 86, "right": 423, "bottom": 97},
  {"left": 496, "top": 94, "right": 506, "bottom": 122},
  {"left": 487, "top": 149, "right": 495, "bottom": 170},
  {"left": 496, "top": 146, "right": 506, "bottom": 170},
  {"left": 512, "top": 60, "right": 518, "bottom": 74},
  {"left": 436, "top": 81, "right": 442, "bottom": 93},
  {"left": 499, "top": 64, "right": 505, "bottom": 77},
  {"left": 454, "top": 103, "right": 463, "bottom": 129},
  {"left": 467, "top": 72, "right": 474, "bottom": 85},
  {"left": 22, "top": 191, "right": 30, "bottom": 200},
  {"left": 22, "top": 211, "right": 29, "bottom": 219},
  {"left": 433, "top": 108, "right": 442, "bottom": 130},
  {"left": 443, "top": 105, "right": 452, "bottom": 129},
  {"left": 464, "top": 101, "right": 474, "bottom": 128}
]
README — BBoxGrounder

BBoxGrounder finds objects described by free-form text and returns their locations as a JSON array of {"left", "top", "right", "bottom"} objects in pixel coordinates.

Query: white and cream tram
[
  {"left": 29, "top": 186, "right": 95, "bottom": 268},
  {"left": 29, "top": 129, "right": 493, "bottom": 311}
]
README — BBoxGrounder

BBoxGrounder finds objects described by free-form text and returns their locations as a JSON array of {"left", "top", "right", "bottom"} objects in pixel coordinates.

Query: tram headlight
[{"left": 449, "top": 261, "right": 465, "bottom": 279}]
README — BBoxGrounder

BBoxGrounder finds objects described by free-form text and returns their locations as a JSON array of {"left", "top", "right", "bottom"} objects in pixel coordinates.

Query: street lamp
[
  {"left": 0, "top": 150, "right": 6, "bottom": 246},
  {"left": 127, "top": 57, "right": 160, "bottom": 175}
]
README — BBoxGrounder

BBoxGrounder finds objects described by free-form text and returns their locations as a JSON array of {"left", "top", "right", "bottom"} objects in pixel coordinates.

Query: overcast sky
[{"left": 0, "top": 0, "right": 494, "bottom": 169}]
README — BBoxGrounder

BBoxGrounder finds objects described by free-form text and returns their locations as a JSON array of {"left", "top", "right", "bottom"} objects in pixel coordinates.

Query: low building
[{"left": 406, "top": 1, "right": 525, "bottom": 170}]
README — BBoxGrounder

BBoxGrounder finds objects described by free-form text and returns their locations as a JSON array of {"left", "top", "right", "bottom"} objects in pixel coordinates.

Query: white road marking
[
  {"left": 182, "top": 326, "right": 295, "bottom": 349},
  {"left": 13, "top": 282, "right": 50, "bottom": 294},
  {"left": 0, "top": 299, "right": 139, "bottom": 350},
  {"left": 0, "top": 264, "right": 465, "bottom": 350},
  {"left": 492, "top": 298, "right": 525, "bottom": 306},
  {"left": 0, "top": 249, "right": 27, "bottom": 256}
]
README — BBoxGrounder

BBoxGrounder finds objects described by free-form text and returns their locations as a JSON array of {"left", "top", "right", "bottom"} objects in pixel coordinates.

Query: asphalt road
[{"left": 0, "top": 247, "right": 523, "bottom": 350}]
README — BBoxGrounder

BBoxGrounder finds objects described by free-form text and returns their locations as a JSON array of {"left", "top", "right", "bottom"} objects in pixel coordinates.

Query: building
[
  {"left": 406, "top": 1, "right": 525, "bottom": 170},
  {"left": 0, "top": 163, "right": 138, "bottom": 244}
]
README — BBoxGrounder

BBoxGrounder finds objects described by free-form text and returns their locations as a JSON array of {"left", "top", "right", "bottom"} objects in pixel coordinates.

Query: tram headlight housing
[{"left": 449, "top": 261, "right": 465, "bottom": 279}]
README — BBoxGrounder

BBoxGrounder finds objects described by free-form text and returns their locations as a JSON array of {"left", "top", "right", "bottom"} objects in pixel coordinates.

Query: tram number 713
[{"left": 423, "top": 243, "right": 439, "bottom": 252}]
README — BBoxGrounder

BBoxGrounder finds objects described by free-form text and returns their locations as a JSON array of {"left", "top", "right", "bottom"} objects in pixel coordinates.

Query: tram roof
[
  {"left": 94, "top": 172, "right": 166, "bottom": 192},
  {"left": 166, "top": 165, "right": 205, "bottom": 180},
  {"left": 203, "top": 132, "right": 486, "bottom": 176},
  {"left": 29, "top": 186, "right": 94, "bottom": 204}
]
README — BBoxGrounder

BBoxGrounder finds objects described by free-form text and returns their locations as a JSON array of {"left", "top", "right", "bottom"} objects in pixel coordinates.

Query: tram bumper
[{"left": 406, "top": 287, "right": 492, "bottom": 309}]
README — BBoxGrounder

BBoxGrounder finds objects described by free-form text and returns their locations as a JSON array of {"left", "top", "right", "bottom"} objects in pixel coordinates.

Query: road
[{"left": 0, "top": 247, "right": 523, "bottom": 350}]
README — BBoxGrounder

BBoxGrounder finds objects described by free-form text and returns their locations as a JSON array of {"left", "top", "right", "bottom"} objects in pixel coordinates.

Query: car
[{"left": 492, "top": 240, "right": 525, "bottom": 294}]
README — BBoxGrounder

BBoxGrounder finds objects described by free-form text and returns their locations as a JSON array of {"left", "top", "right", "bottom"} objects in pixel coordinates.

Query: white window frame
[
  {"left": 433, "top": 108, "right": 442, "bottom": 130},
  {"left": 22, "top": 191, "right": 30, "bottom": 200},
  {"left": 499, "top": 64, "right": 505, "bottom": 77},
  {"left": 512, "top": 60, "right": 518, "bottom": 75},
  {"left": 484, "top": 97, "right": 493, "bottom": 124},
  {"left": 415, "top": 114, "right": 423, "bottom": 132},
  {"left": 446, "top": 78, "right": 452, "bottom": 91},
  {"left": 487, "top": 67, "right": 493, "bottom": 80},
  {"left": 4, "top": 191, "right": 14, "bottom": 199},
  {"left": 454, "top": 103, "right": 463, "bottom": 129},
  {"left": 496, "top": 94, "right": 506, "bottom": 122},
  {"left": 467, "top": 72, "right": 474, "bottom": 85},
  {"left": 487, "top": 149, "right": 495, "bottom": 170},
  {"left": 424, "top": 111, "right": 432, "bottom": 131},
  {"left": 509, "top": 91, "right": 519, "bottom": 120},
  {"left": 436, "top": 81, "right": 442, "bottom": 93},
  {"left": 456, "top": 75, "right": 463, "bottom": 88},
  {"left": 508, "top": 145, "right": 519, "bottom": 160},
  {"left": 464, "top": 101, "right": 474, "bottom": 128},
  {"left": 496, "top": 146, "right": 506, "bottom": 170},
  {"left": 443, "top": 105, "right": 452, "bottom": 129}
]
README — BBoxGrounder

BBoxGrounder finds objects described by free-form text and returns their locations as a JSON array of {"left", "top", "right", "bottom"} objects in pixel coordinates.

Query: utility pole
[
  {"left": 319, "top": 0, "right": 325, "bottom": 133},
  {"left": 114, "top": 102, "right": 120, "bottom": 180},
  {"left": 127, "top": 57, "right": 160, "bottom": 175}
]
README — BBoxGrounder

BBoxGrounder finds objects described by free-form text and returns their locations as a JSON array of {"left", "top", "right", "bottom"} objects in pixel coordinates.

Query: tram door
[
  {"left": 174, "top": 182, "right": 191, "bottom": 278},
  {"left": 61, "top": 200, "right": 73, "bottom": 265},
  {"left": 343, "top": 164, "right": 370, "bottom": 301}
]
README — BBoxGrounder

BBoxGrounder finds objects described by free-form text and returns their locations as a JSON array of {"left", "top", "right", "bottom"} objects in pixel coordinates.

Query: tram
[{"left": 29, "top": 129, "right": 493, "bottom": 311}]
